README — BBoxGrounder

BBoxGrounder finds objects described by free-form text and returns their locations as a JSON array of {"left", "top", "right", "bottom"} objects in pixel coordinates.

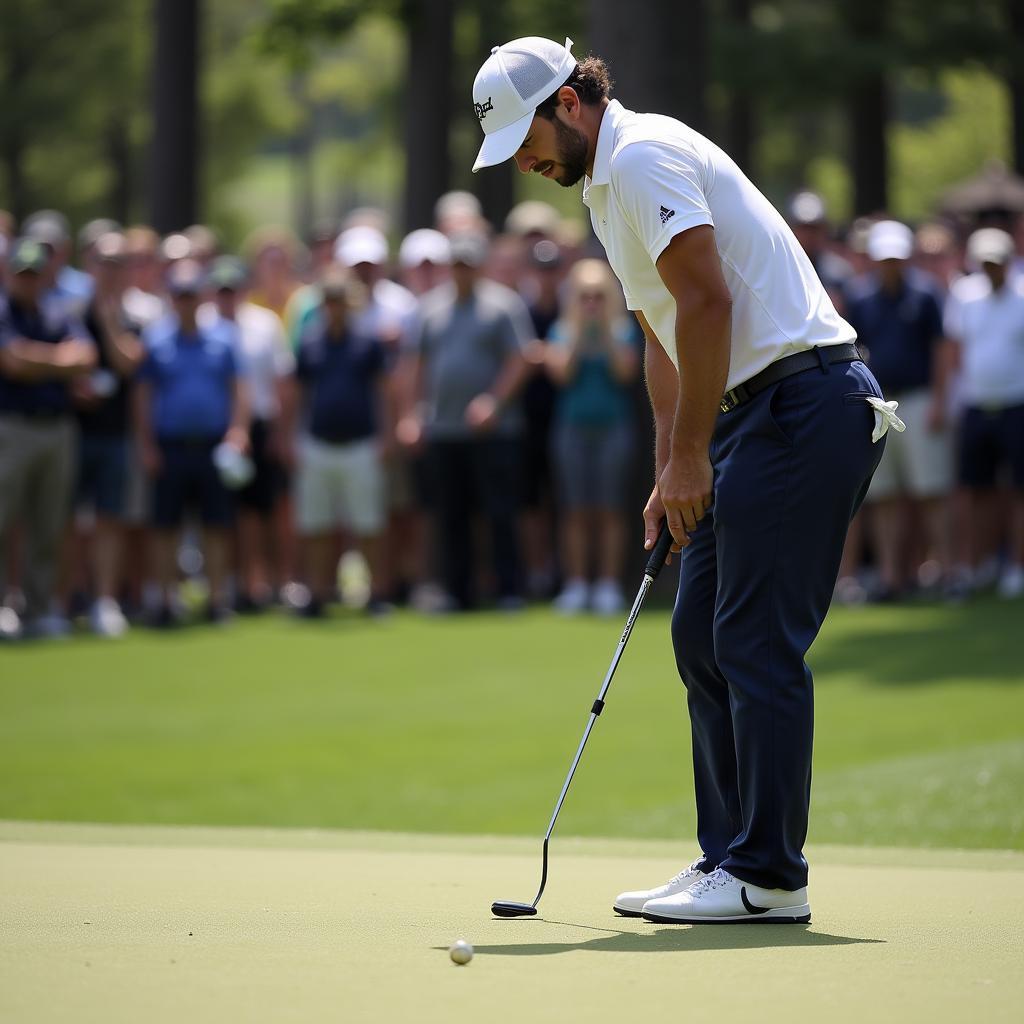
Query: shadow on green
[
  {"left": 811, "top": 599, "right": 1022, "bottom": 687},
  {"left": 438, "top": 923, "right": 884, "bottom": 956}
]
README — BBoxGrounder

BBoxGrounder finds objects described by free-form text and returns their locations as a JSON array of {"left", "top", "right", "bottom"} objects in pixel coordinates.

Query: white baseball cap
[
  {"left": 334, "top": 226, "right": 388, "bottom": 267},
  {"left": 866, "top": 220, "right": 914, "bottom": 262},
  {"left": 472, "top": 36, "right": 577, "bottom": 173},
  {"left": 967, "top": 227, "right": 1015, "bottom": 267},
  {"left": 399, "top": 229, "right": 451, "bottom": 269}
]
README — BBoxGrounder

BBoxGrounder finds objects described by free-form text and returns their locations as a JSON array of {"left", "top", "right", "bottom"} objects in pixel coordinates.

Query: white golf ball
[{"left": 449, "top": 939, "right": 473, "bottom": 965}]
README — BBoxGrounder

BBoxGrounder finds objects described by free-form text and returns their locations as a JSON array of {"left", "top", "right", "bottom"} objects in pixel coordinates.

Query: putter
[{"left": 491, "top": 522, "right": 675, "bottom": 918}]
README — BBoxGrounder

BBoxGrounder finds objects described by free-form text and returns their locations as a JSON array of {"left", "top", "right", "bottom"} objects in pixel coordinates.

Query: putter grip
[{"left": 644, "top": 523, "right": 674, "bottom": 580}]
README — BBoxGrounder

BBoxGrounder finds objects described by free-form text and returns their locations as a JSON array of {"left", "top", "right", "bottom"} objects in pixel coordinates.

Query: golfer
[{"left": 472, "top": 37, "right": 903, "bottom": 923}]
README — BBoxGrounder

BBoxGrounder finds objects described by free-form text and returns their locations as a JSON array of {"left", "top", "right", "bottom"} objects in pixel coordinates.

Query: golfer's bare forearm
[
  {"left": 671, "top": 299, "right": 731, "bottom": 456},
  {"left": 644, "top": 336, "right": 677, "bottom": 476},
  {"left": 654, "top": 226, "right": 733, "bottom": 456}
]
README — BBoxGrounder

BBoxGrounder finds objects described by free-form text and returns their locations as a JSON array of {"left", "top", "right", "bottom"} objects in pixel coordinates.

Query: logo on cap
[{"left": 474, "top": 97, "right": 494, "bottom": 122}]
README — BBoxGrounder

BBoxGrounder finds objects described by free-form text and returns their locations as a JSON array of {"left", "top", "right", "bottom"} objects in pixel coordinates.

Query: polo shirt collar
[{"left": 583, "top": 99, "right": 624, "bottom": 202}]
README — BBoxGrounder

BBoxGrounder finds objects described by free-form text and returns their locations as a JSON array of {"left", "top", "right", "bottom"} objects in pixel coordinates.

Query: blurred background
[
  {"left": 2, "top": 0, "right": 1023, "bottom": 239},
  {"left": 0, "top": 0, "right": 1021, "bottom": 852}
]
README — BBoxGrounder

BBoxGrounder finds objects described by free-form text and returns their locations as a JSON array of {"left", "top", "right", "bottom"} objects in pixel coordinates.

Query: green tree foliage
[
  {"left": 1, "top": 0, "right": 1018, "bottom": 238},
  {"left": 0, "top": 0, "right": 148, "bottom": 223}
]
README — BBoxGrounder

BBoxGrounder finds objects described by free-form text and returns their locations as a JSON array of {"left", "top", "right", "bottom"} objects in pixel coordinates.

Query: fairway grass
[
  {"left": 1, "top": 822, "right": 1022, "bottom": 1024},
  {"left": 1, "top": 599, "right": 1022, "bottom": 849}
]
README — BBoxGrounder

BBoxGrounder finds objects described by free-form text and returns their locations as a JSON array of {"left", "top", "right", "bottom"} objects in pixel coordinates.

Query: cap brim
[
  {"left": 472, "top": 110, "right": 535, "bottom": 173},
  {"left": 869, "top": 249, "right": 910, "bottom": 261}
]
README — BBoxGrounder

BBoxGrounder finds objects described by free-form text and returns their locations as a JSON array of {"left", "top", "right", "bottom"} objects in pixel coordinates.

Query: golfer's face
[{"left": 513, "top": 116, "right": 561, "bottom": 179}]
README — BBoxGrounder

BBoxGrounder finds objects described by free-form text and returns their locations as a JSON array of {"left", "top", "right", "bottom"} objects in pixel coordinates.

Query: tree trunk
[
  {"left": 848, "top": 76, "right": 888, "bottom": 215},
  {"left": 1008, "top": 0, "right": 1024, "bottom": 173},
  {"left": 401, "top": 0, "right": 454, "bottom": 232},
  {"left": 842, "top": 0, "right": 889, "bottom": 215},
  {"left": 148, "top": 0, "right": 200, "bottom": 233},
  {"left": 1, "top": 43, "right": 30, "bottom": 218},
  {"left": 589, "top": 0, "right": 709, "bottom": 131},
  {"left": 722, "top": 0, "right": 755, "bottom": 175}
]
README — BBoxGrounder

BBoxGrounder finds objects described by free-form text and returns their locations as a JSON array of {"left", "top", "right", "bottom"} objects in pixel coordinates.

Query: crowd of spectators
[{"left": 0, "top": 187, "right": 1022, "bottom": 640}]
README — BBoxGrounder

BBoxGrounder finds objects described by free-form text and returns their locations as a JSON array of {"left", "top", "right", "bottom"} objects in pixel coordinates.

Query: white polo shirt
[
  {"left": 944, "top": 273, "right": 1024, "bottom": 408},
  {"left": 582, "top": 100, "right": 855, "bottom": 391}
]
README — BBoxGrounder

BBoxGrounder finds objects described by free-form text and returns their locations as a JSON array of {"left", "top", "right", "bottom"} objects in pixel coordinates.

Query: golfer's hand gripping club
[{"left": 490, "top": 522, "right": 674, "bottom": 918}]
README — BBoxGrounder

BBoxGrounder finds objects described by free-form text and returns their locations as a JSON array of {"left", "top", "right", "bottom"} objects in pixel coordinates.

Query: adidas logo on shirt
[{"left": 659, "top": 206, "right": 676, "bottom": 225}]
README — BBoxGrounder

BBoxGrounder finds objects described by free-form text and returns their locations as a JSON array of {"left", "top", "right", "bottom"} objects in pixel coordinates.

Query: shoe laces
[
  {"left": 666, "top": 858, "right": 705, "bottom": 886},
  {"left": 686, "top": 868, "right": 731, "bottom": 899}
]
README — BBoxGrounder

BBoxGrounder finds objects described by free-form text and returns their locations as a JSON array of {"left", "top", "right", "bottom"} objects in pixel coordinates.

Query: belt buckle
[{"left": 720, "top": 390, "right": 739, "bottom": 414}]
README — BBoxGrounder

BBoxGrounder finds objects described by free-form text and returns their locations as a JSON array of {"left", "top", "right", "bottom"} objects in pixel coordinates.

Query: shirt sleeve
[{"left": 609, "top": 140, "right": 714, "bottom": 265}]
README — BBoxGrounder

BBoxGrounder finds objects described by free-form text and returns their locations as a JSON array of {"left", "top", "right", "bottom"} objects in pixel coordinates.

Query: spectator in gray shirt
[{"left": 401, "top": 233, "right": 530, "bottom": 610}]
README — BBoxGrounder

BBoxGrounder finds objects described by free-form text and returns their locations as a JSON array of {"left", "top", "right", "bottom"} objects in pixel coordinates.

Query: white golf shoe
[
  {"left": 613, "top": 858, "right": 707, "bottom": 917},
  {"left": 642, "top": 867, "right": 810, "bottom": 924}
]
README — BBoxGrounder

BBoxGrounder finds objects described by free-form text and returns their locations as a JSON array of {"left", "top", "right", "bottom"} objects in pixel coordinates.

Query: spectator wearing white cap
[
  {"left": 945, "top": 228, "right": 1024, "bottom": 599},
  {"left": 434, "top": 191, "right": 486, "bottom": 237},
  {"left": 398, "top": 229, "right": 451, "bottom": 298},
  {"left": 845, "top": 220, "right": 953, "bottom": 598},
  {"left": 334, "top": 225, "right": 418, "bottom": 602},
  {"left": 392, "top": 229, "right": 453, "bottom": 609},
  {"left": 334, "top": 227, "right": 418, "bottom": 344}
]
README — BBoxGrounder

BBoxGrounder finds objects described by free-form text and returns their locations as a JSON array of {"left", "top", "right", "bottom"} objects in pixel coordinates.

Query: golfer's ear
[{"left": 559, "top": 86, "right": 579, "bottom": 117}]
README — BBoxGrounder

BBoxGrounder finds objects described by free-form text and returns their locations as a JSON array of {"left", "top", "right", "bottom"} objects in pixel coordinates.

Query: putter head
[{"left": 491, "top": 900, "right": 538, "bottom": 918}]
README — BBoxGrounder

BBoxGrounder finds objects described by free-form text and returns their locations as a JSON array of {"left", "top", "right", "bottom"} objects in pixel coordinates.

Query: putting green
[{"left": 1, "top": 822, "right": 1021, "bottom": 1023}]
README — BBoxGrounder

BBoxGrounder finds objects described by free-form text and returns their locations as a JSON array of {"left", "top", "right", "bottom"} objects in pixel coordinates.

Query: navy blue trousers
[{"left": 672, "top": 357, "right": 884, "bottom": 891}]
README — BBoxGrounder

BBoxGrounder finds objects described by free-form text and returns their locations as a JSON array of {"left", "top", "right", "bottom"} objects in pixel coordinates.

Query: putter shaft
[{"left": 493, "top": 525, "right": 674, "bottom": 916}]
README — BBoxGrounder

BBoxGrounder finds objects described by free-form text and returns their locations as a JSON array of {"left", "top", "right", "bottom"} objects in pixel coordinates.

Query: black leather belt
[{"left": 719, "top": 344, "right": 860, "bottom": 414}]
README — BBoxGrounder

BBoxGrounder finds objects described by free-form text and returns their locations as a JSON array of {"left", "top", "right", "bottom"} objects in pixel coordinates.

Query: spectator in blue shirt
[
  {"left": 289, "top": 265, "right": 392, "bottom": 616},
  {"left": 134, "top": 259, "right": 250, "bottom": 625},
  {"left": 0, "top": 238, "right": 96, "bottom": 639},
  {"left": 846, "top": 221, "right": 953, "bottom": 598}
]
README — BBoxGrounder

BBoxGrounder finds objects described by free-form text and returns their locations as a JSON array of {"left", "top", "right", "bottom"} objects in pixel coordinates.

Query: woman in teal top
[{"left": 546, "top": 259, "right": 639, "bottom": 614}]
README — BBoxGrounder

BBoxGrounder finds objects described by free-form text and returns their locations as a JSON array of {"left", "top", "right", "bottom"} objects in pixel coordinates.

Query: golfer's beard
[{"left": 553, "top": 119, "right": 589, "bottom": 187}]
